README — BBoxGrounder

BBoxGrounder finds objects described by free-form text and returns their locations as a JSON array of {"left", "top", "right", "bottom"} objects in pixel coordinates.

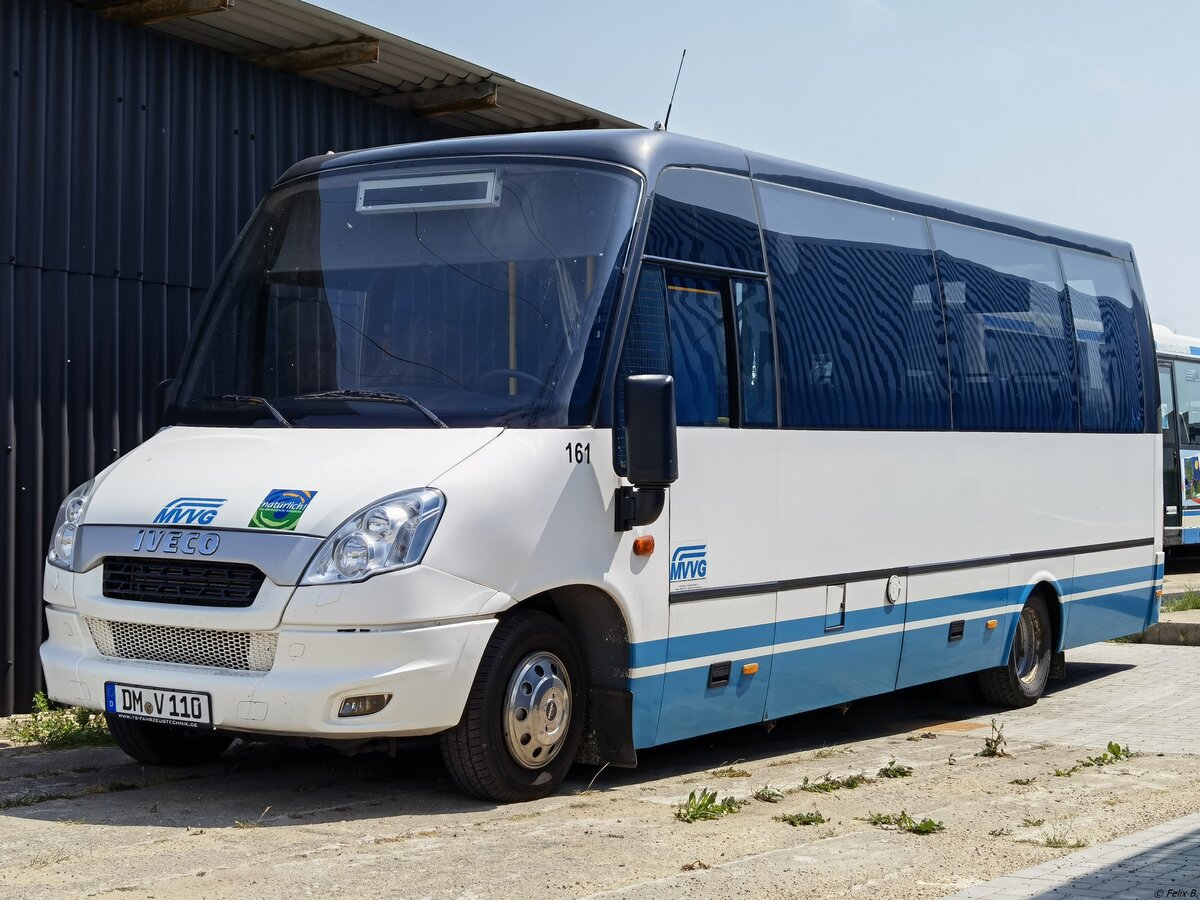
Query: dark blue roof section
[{"left": 281, "top": 129, "right": 1133, "bottom": 260}]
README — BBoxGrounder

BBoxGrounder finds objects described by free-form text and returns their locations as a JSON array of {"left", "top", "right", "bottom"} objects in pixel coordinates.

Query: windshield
[{"left": 170, "top": 159, "right": 640, "bottom": 428}]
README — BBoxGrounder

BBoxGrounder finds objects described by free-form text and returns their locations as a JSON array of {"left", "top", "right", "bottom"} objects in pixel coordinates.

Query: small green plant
[
  {"left": 1161, "top": 591, "right": 1200, "bottom": 613},
  {"left": 1041, "top": 825, "right": 1086, "bottom": 848},
  {"left": 800, "top": 772, "right": 872, "bottom": 793},
  {"left": 989, "top": 827, "right": 1012, "bottom": 837},
  {"left": 1078, "top": 741, "right": 1135, "bottom": 768},
  {"left": 906, "top": 732, "right": 937, "bottom": 741},
  {"left": 775, "top": 810, "right": 826, "bottom": 826},
  {"left": 3, "top": 693, "right": 111, "bottom": 749},
  {"left": 877, "top": 760, "right": 913, "bottom": 779},
  {"left": 976, "top": 719, "right": 1009, "bottom": 758},
  {"left": 1010, "top": 777, "right": 1035, "bottom": 786},
  {"left": 709, "top": 765, "right": 751, "bottom": 779},
  {"left": 865, "top": 810, "right": 945, "bottom": 834},
  {"left": 1021, "top": 817, "right": 1045, "bottom": 828},
  {"left": 0, "top": 792, "right": 71, "bottom": 810},
  {"left": 1054, "top": 766, "right": 1079, "bottom": 778},
  {"left": 234, "top": 806, "right": 272, "bottom": 829},
  {"left": 675, "top": 788, "right": 743, "bottom": 823},
  {"left": 752, "top": 785, "right": 785, "bottom": 803}
]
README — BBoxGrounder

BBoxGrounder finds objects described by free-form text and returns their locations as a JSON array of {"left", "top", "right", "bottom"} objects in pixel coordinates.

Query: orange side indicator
[
  {"left": 633, "top": 535, "right": 655, "bottom": 557},
  {"left": 742, "top": 662, "right": 760, "bottom": 676},
  {"left": 985, "top": 619, "right": 999, "bottom": 630}
]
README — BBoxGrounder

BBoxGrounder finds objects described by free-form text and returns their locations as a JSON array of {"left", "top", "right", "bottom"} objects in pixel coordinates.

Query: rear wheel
[
  {"left": 105, "top": 715, "right": 234, "bottom": 766},
  {"left": 440, "top": 610, "right": 586, "bottom": 803},
  {"left": 978, "top": 594, "right": 1052, "bottom": 708}
]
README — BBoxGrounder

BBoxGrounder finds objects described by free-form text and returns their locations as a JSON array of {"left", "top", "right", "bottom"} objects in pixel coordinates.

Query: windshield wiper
[
  {"left": 292, "top": 389, "right": 449, "bottom": 429},
  {"left": 196, "top": 394, "right": 293, "bottom": 428}
]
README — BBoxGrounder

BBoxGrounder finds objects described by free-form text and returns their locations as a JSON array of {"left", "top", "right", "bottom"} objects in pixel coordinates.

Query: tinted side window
[
  {"left": 1060, "top": 249, "right": 1144, "bottom": 433},
  {"left": 931, "top": 223, "right": 1076, "bottom": 431},
  {"left": 645, "top": 168, "right": 764, "bottom": 271},
  {"left": 734, "top": 279, "right": 776, "bottom": 427},
  {"left": 759, "top": 184, "right": 950, "bottom": 429},
  {"left": 613, "top": 265, "right": 671, "bottom": 468},
  {"left": 666, "top": 273, "right": 730, "bottom": 426},
  {"left": 1176, "top": 361, "right": 1200, "bottom": 445}
]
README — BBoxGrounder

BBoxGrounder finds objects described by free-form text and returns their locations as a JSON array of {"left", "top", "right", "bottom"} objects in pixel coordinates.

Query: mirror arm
[{"left": 614, "top": 485, "right": 666, "bottom": 532}]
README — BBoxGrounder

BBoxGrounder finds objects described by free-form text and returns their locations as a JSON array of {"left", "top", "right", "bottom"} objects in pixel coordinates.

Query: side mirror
[
  {"left": 625, "top": 374, "right": 678, "bottom": 486},
  {"left": 155, "top": 378, "right": 180, "bottom": 429},
  {"left": 616, "top": 374, "right": 677, "bottom": 532}
]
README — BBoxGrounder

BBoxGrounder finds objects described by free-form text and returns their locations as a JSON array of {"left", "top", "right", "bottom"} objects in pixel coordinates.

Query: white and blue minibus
[{"left": 41, "top": 130, "right": 1162, "bottom": 801}]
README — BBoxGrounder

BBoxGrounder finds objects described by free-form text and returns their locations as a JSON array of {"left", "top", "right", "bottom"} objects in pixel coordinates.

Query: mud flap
[
  {"left": 577, "top": 687, "right": 637, "bottom": 767},
  {"left": 1050, "top": 650, "right": 1066, "bottom": 681}
]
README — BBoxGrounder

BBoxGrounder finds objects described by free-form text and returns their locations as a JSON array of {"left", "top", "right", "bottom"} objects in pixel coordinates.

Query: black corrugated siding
[{"left": 0, "top": 0, "right": 455, "bottom": 714}]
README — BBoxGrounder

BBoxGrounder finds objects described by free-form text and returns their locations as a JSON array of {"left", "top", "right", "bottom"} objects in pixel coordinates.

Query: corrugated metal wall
[{"left": 0, "top": 0, "right": 453, "bottom": 715}]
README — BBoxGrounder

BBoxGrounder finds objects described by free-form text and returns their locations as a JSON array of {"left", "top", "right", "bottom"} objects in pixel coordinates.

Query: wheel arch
[{"left": 501, "top": 583, "right": 636, "bottom": 767}]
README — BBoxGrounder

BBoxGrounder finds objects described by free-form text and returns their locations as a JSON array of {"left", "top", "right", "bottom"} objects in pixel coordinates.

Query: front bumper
[{"left": 41, "top": 606, "right": 497, "bottom": 737}]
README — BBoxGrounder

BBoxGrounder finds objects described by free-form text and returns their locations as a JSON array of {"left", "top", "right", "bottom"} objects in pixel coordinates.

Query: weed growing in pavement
[
  {"left": 775, "top": 810, "right": 826, "bottom": 826},
  {"left": 864, "top": 810, "right": 945, "bottom": 834},
  {"left": 800, "top": 772, "right": 872, "bottom": 793},
  {"left": 989, "top": 827, "right": 1012, "bottom": 837},
  {"left": 811, "top": 746, "right": 855, "bottom": 760},
  {"left": 0, "top": 792, "right": 71, "bottom": 810},
  {"left": 976, "top": 719, "right": 1009, "bottom": 758},
  {"left": 1010, "top": 777, "right": 1035, "bottom": 786},
  {"left": 877, "top": 760, "right": 914, "bottom": 778},
  {"left": 1040, "top": 825, "right": 1086, "bottom": 848},
  {"left": 3, "top": 693, "right": 111, "bottom": 749},
  {"left": 1161, "top": 591, "right": 1200, "bottom": 613},
  {"left": 1078, "top": 741, "right": 1135, "bottom": 768},
  {"left": 1054, "top": 766, "right": 1079, "bottom": 778},
  {"left": 906, "top": 732, "right": 938, "bottom": 741},
  {"left": 709, "top": 765, "right": 751, "bottom": 778},
  {"left": 234, "top": 806, "right": 272, "bottom": 829},
  {"left": 752, "top": 785, "right": 785, "bottom": 803},
  {"left": 675, "top": 788, "right": 744, "bottom": 823},
  {"left": 1021, "top": 817, "right": 1045, "bottom": 827}
]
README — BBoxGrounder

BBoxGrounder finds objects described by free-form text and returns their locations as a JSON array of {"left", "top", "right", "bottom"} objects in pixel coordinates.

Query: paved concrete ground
[{"left": 944, "top": 812, "right": 1200, "bottom": 899}]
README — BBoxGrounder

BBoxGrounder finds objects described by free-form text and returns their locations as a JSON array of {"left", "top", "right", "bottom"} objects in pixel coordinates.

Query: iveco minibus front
[{"left": 40, "top": 146, "right": 667, "bottom": 802}]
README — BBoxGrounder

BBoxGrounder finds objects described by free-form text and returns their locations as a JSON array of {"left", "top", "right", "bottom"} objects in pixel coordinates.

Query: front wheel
[
  {"left": 105, "top": 714, "right": 234, "bottom": 766},
  {"left": 978, "top": 594, "right": 1052, "bottom": 708},
  {"left": 440, "top": 610, "right": 586, "bottom": 802}
]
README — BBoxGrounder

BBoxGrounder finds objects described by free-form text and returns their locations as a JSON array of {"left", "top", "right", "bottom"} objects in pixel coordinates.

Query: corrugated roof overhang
[{"left": 77, "top": 0, "right": 640, "bottom": 134}]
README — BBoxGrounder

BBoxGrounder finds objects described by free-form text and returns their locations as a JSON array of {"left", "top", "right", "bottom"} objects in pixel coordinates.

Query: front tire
[
  {"left": 440, "top": 610, "right": 586, "bottom": 803},
  {"left": 105, "top": 715, "right": 234, "bottom": 766},
  {"left": 978, "top": 594, "right": 1052, "bottom": 708}
]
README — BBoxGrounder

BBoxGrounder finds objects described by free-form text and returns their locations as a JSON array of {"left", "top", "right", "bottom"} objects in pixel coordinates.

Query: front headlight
[
  {"left": 301, "top": 489, "right": 444, "bottom": 585},
  {"left": 48, "top": 479, "right": 95, "bottom": 570}
]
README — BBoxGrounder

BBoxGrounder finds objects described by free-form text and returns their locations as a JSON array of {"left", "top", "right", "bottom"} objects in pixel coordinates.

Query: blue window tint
[
  {"left": 734, "top": 279, "right": 776, "bottom": 426},
  {"left": 1060, "top": 250, "right": 1144, "bottom": 433},
  {"left": 758, "top": 184, "right": 949, "bottom": 429},
  {"left": 666, "top": 273, "right": 730, "bottom": 426},
  {"left": 646, "top": 168, "right": 764, "bottom": 272},
  {"left": 613, "top": 265, "right": 671, "bottom": 468},
  {"left": 930, "top": 223, "right": 1076, "bottom": 431}
]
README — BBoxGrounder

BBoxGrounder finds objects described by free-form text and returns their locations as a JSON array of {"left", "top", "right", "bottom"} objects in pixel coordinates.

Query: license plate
[{"left": 104, "top": 682, "right": 213, "bottom": 729}]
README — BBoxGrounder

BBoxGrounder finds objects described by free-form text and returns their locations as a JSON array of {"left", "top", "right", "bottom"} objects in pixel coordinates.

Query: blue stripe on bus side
[{"left": 629, "top": 562, "right": 1160, "bottom": 747}]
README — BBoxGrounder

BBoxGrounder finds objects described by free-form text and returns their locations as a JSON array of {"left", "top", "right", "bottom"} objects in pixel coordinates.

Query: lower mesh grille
[{"left": 85, "top": 618, "right": 277, "bottom": 672}]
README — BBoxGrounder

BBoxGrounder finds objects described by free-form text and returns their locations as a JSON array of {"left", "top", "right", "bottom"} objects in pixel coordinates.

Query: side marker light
[
  {"left": 742, "top": 662, "right": 760, "bottom": 676},
  {"left": 985, "top": 619, "right": 998, "bottom": 630},
  {"left": 633, "top": 536, "right": 655, "bottom": 556}
]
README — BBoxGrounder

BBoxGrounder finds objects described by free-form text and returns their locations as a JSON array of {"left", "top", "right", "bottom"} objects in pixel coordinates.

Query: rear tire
[
  {"left": 978, "top": 594, "right": 1052, "bottom": 708},
  {"left": 440, "top": 610, "right": 586, "bottom": 803},
  {"left": 105, "top": 715, "right": 234, "bottom": 766}
]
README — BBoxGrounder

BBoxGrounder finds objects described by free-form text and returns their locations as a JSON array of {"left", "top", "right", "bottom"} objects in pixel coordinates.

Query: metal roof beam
[
  {"left": 376, "top": 82, "right": 500, "bottom": 117},
  {"left": 98, "top": 0, "right": 233, "bottom": 26},
  {"left": 250, "top": 38, "right": 380, "bottom": 74}
]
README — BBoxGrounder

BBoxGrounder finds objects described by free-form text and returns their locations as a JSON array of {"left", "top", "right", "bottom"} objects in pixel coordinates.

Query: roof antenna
[{"left": 654, "top": 49, "right": 687, "bottom": 132}]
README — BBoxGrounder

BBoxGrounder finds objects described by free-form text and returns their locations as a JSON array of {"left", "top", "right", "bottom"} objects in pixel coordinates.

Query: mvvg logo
[
  {"left": 670, "top": 544, "right": 708, "bottom": 584},
  {"left": 153, "top": 497, "right": 226, "bottom": 526}
]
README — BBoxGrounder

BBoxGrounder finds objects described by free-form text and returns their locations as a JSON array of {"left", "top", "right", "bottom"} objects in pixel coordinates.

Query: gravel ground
[{"left": 2, "top": 646, "right": 1199, "bottom": 900}]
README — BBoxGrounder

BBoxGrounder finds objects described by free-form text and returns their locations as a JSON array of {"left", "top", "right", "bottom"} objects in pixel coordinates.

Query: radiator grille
[
  {"left": 102, "top": 557, "right": 265, "bottom": 608},
  {"left": 86, "top": 618, "right": 277, "bottom": 672}
]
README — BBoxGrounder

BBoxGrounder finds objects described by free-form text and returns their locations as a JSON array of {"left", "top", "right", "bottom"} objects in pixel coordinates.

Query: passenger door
[
  {"left": 1161, "top": 364, "right": 1181, "bottom": 537},
  {"left": 655, "top": 268, "right": 780, "bottom": 745}
]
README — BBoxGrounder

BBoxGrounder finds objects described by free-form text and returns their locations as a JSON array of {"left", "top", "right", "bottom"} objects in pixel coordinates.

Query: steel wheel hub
[
  {"left": 1014, "top": 605, "right": 1044, "bottom": 684},
  {"left": 503, "top": 651, "right": 571, "bottom": 770}
]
